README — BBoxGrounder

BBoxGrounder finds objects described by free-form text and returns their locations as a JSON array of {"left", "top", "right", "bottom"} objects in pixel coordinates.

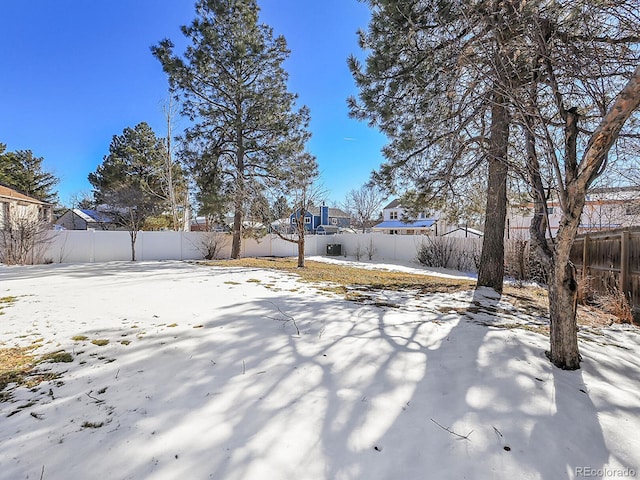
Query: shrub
[
  {"left": 197, "top": 231, "right": 229, "bottom": 260},
  {"left": 0, "top": 214, "right": 53, "bottom": 265},
  {"left": 594, "top": 284, "right": 634, "bottom": 324},
  {"left": 504, "top": 239, "right": 545, "bottom": 284},
  {"left": 416, "top": 236, "right": 457, "bottom": 269},
  {"left": 366, "top": 238, "right": 376, "bottom": 261}
]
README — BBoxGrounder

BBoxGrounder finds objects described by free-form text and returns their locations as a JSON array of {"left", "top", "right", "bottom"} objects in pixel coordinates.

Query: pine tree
[
  {"left": 88, "top": 122, "right": 168, "bottom": 261},
  {"left": 0, "top": 143, "right": 59, "bottom": 203},
  {"left": 152, "top": 0, "right": 311, "bottom": 259},
  {"left": 349, "top": 0, "right": 522, "bottom": 292}
]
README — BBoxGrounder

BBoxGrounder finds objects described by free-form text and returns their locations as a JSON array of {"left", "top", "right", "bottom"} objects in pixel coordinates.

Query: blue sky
[{"left": 0, "top": 0, "right": 387, "bottom": 206}]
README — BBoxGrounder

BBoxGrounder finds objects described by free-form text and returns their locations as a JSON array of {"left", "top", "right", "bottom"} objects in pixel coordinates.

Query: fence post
[
  {"left": 621, "top": 229, "right": 629, "bottom": 295},
  {"left": 582, "top": 234, "right": 590, "bottom": 280}
]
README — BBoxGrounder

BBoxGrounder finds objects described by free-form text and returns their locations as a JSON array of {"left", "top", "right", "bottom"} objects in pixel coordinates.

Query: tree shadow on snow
[{"left": 0, "top": 277, "right": 618, "bottom": 480}]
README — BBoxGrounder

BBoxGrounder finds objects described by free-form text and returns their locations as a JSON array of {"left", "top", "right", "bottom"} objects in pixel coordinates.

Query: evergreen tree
[
  {"left": 0, "top": 143, "right": 59, "bottom": 203},
  {"left": 152, "top": 0, "right": 311, "bottom": 259},
  {"left": 88, "top": 122, "right": 168, "bottom": 260},
  {"left": 349, "top": 0, "right": 521, "bottom": 292},
  {"left": 271, "top": 195, "right": 289, "bottom": 221}
]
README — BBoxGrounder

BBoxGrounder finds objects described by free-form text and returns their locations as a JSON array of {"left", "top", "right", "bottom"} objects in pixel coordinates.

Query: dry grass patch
[
  {"left": 0, "top": 346, "right": 38, "bottom": 397},
  {"left": 505, "top": 284, "right": 622, "bottom": 328},
  {"left": 41, "top": 351, "right": 73, "bottom": 363},
  {"left": 206, "top": 257, "right": 475, "bottom": 296},
  {"left": 503, "top": 285, "right": 549, "bottom": 317},
  {"left": 0, "top": 296, "right": 18, "bottom": 315},
  {"left": 207, "top": 258, "right": 627, "bottom": 329},
  {"left": 0, "top": 345, "right": 69, "bottom": 402}
]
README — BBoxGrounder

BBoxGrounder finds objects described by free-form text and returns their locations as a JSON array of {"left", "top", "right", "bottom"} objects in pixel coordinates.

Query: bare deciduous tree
[
  {"left": 0, "top": 213, "right": 53, "bottom": 265},
  {"left": 160, "top": 95, "right": 189, "bottom": 231},
  {"left": 502, "top": 4, "right": 640, "bottom": 369},
  {"left": 343, "top": 184, "right": 386, "bottom": 233}
]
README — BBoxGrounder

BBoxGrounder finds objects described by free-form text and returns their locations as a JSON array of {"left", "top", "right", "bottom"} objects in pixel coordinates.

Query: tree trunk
[
  {"left": 296, "top": 212, "right": 306, "bottom": 267},
  {"left": 129, "top": 230, "right": 137, "bottom": 261},
  {"left": 231, "top": 202, "right": 242, "bottom": 259},
  {"left": 547, "top": 255, "right": 580, "bottom": 369},
  {"left": 477, "top": 94, "right": 510, "bottom": 293},
  {"left": 297, "top": 239, "right": 305, "bottom": 267},
  {"left": 545, "top": 67, "right": 640, "bottom": 369},
  {"left": 231, "top": 118, "right": 245, "bottom": 259}
]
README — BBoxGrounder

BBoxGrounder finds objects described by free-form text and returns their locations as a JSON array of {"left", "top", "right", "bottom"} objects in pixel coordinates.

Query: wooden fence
[{"left": 570, "top": 227, "right": 640, "bottom": 314}]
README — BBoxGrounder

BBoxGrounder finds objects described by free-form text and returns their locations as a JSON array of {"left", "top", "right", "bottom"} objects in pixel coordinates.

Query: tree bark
[
  {"left": 547, "top": 244, "right": 581, "bottom": 369},
  {"left": 296, "top": 211, "right": 306, "bottom": 267},
  {"left": 477, "top": 93, "right": 510, "bottom": 293},
  {"left": 129, "top": 230, "right": 137, "bottom": 262},
  {"left": 545, "top": 67, "right": 640, "bottom": 369},
  {"left": 231, "top": 117, "right": 244, "bottom": 259},
  {"left": 297, "top": 239, "right": 305, "bottom": 267},
  {"left": 231, "top": 203, "right": 242, "bottom": 259}
]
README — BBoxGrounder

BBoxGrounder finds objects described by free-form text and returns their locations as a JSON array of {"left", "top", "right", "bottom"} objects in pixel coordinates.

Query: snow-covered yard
[{"left": 0, "top": 260, "right": 639, "bottom": 480}]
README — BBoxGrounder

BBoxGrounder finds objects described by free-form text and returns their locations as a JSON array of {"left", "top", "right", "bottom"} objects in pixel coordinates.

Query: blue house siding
[
  {"left": 290, "top": 210, "right": 314, "bottom": 232},
  {"left": 321, "top": 206, "right": 329, "bottom": 226},
  {"left": 288, "top": 205, "right": 351, "bottom": 234}
]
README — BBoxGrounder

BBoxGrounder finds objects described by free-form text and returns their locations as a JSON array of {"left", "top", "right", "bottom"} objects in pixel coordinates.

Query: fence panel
[
  {"left": 40, "top": 231, "right": 485, "bottom": 273},
  {"left": 572, "top": 228, "right": 640, "bottom": 314}
]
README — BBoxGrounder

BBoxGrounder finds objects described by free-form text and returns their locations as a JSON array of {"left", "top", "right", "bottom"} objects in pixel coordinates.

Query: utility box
[{"left": 326, "top": 244, "right": 342, "bottom": 256}]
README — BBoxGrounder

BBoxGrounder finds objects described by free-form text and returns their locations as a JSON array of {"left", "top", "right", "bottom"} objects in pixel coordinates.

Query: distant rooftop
[{"left": 0, "top": 183, "right": 48, "bottom": 204}]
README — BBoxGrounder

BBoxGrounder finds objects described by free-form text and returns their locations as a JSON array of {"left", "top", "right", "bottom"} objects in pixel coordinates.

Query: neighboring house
[
  {"left": 55, "top": 209, "right": 119, "bottom": 231},
  {"left": 191, "top": 215, "right": 266, "bottom": 234},
  {"left": 285, "top": 204, "right": 351, "bottom": 234},
  {"left": 270, "top": 217, "right": 292, "bottom": 234},
  {"left": 0, "top": 183, "right": 53, "bottom": 227},
  {"left": 372, "top": 199, "right": 442, "bottom": 235},
  {"left": 507, "top": 186, "right": 640, "bottom": 239},
  {"left": 190, "top": 216, "right": 230, "bottom": 232}
]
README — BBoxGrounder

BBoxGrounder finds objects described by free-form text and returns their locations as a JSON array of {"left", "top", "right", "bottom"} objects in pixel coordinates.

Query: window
[
  {"left": 304, "top": 216, "right": 311, "bottom": 224},
  {"left": 389, "top": 211, "right": 398, "bottom": 220},
  {"left": 330, "top": 217, "right": 338, "bottom": 225},
  {"left": 626, "top": 204, "right": 640, "bottom": 216},
  {"left": 547, "top": 207, "right": 554, "bottom": 214}
]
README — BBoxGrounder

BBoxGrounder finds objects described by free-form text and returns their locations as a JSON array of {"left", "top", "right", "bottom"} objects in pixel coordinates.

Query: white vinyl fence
[{"left": 40, "top": 230, "right": 483, "bottom": 270}]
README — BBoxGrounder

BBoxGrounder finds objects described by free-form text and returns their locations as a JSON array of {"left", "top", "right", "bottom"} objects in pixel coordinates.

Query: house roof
[
  {"left": 271, "top": 217, "right": 291, "bottom": 225},
  {"left": 0, "top": 184, "right": 47, "bottom": 205},
  {"left": 383, "top": 199, "right": 401, "bottom": 209},
  {"left": 74, "top": 209, "right": 115, "bottom": 223},
  {"left": 316, "top": 225, "right": 340, "bottom": 234},
  {"left": 373, "top": 220, "right": 436, "bottom": 229},
  {"left": 309, "top": 206, "right": 350, "bottom": 218}
]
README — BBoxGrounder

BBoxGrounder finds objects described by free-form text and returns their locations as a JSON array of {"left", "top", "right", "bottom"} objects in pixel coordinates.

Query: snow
[{"left": 0, "top": 260, "right": 639, "bottom": 480}]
